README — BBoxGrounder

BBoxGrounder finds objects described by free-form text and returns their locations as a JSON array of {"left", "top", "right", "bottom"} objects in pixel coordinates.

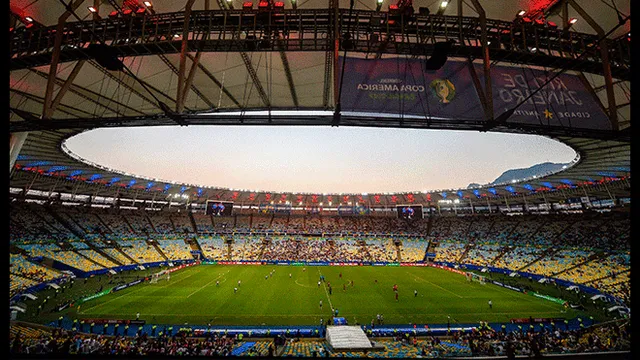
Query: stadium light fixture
[
  {"left": 144, "top": 1, "right": 152, "bottom": 6},
  {"left": 24, "top": 16, "right": 34, "bottom": 23},
  {"left": 88, "top": 6, "right": 97, "bottom": 13},
  {"left": 436, "top": 1, "right": 448, "bottom": 15},
  {"left": 517, "top": 10, "right": 526, "bottom": 17},
  {"left": 569, "top": 18, "right": 578, "bottom": 25}
]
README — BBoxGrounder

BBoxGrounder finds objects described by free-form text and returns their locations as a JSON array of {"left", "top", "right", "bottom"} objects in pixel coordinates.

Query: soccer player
[
  {"left": 238, "top": 280, "right": 241, "bottom": 287},
  {"left": 488, "top": 300, "right": 492, "bottom": 309},
  {"left": 136, "top": 312, "right": 140, "bottom": 320},
  {"left": 339, "top": 272, "right": 342, "bottom": 278},
  {"left": 343, "top": 284, "right": 346, "bottom": 291},
  {"left": 351, "top": 280, "right": 354, "bottom": 287},
  {"left": 414, "top": 289, "right": 418, "bottom": 297},
  {"left": 393, "top": 284, "right": 398, "bottom": 292},
  {"left": 289, "top": 273, "right": 292, "bottom": 278},
  {"left": 234, "top": 287, "right": 238, "bottom": 293},
  {"left": 167, "top": 273, "right": 170, "bottom": 281},
  {"left": 265, "top": 275, "right": 268, "bottom": 280},
  {"left": 318, "top": 281, "right": 321, "bottom": 287},
  {"left": 329, "top": 286, "right": 332, "bottom": 295},
  {"left": 395, "top": 292, "right": 399, "bottom": 301},
  {"left": 319, "top": 300, "right": 323, "bottom": 308},
  {"left": 216, "top": 280, "right": 219, "bottom": 286}
]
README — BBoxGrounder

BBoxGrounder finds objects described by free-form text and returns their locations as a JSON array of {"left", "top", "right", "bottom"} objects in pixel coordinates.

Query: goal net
[
  {"left": 150, "top": 270, "right": 171, "bottom": 284},
  {"left": 466, "top": 272, "right": 486, "bottom": 285}
]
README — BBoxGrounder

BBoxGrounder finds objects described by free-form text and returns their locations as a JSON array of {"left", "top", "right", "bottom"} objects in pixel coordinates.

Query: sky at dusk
[{"left": 64, "top": 126, "right": 576, "bottom": 194}]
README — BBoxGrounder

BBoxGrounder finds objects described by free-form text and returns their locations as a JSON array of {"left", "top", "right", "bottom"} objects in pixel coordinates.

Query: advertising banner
[
  {"left": 78, "top": 288, "right": 112, "bottom": 304},
  {"left": 112, "top": 279, "right": 144, "bottom": 292},
  {"left": 429, "top": 263, "right": 467, "bottom": 275},
  {"left": 482, "top": 64, "right": 611, "bottom": 130},
  {"left": 530, "top": 292, "right": 567, "bottom": 305},
  {"left": 82, "top": 319, "right": 145, "bottom": 325},
  {"left": 339, "top": 56, "right": 482, "bottom": 121},
  {"left": 339, "top": 56, "right": 611, "bottom": 131},
  {"left": 491, "top": 281, "right": 523, "bottom": 293}
]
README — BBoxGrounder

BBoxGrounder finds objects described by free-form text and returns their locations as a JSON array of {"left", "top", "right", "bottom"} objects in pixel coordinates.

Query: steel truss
[{"left": 10, "top": 9, "right": 630, "bottom": 80}]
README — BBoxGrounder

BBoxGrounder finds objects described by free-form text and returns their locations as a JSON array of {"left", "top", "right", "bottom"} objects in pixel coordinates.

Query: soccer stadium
[{"left": 9, "top": 0, "right": 630, "bottom": 358}]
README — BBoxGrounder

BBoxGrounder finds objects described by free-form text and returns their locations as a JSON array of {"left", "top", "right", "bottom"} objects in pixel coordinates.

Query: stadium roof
[{"left": 9, "top": 0, "right": 630, "bottom": 206}]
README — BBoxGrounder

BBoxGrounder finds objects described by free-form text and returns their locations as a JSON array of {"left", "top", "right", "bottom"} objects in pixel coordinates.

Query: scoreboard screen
[
  {"left": 397, "top": 205, "right": 423, "bottom": 220},
  {"left": 205, "top": 201, "right": 234, "bottom": 216}
]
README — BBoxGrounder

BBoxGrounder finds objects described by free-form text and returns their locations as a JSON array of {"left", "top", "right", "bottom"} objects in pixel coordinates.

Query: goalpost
[
  {"left": 466, "top": 272, "right": 486, "bottom": 285},
  {"left": 150, "top": 270, "right": 171, "bottom": 284}
]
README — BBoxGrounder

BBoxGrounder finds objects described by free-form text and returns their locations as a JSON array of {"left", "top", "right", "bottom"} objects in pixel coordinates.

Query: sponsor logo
[{"left": 430, "top": 79, "right": 456, "bottom": 103}]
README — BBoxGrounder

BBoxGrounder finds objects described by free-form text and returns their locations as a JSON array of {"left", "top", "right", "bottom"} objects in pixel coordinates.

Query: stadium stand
[
  {"left": 77, "top": 249, "right": 118, "bottom": 268},
  {"left": 101, "top": 248, "right": 135, "bottom": 265},
  {"left": 193, "top": 213, "right": 215, "bottom": 233},
  {"left": 493, "top": 246, "right": 546, "bottom": 271},
  {"left": 147, "top": 212, "right": 175, "bottom": 234},
  {"left": 156, "top": 239, "right": 193, "bottom": 260},
  {"left": 434, "top": 241, "right": 466, "bottom": 263},
  {"left": 198, "top": 236, "right": 227, "bottom": 260},
  {"left": 170, "top": 212, "right": 194, "bottom": 234},
  {"left": 98, "top": 211, "right": 135, "bottom": 236},
  {"left": 524, "top": 249, "right": 593, "bottom": 277},
  {"left": 10, "top": 254, "right": 62, "bottom": 283},
  {"left": 117, "top": 240, "right": 165, "bottom": 263},
  {"left": 125, "top": 212, "right": 152, "bottom": 234},
  {"left": 399, "top": 238, "right": 428, "bottom": 263},
  {"left": 464, "top": 244, "right": 503, "bottom": 267}
]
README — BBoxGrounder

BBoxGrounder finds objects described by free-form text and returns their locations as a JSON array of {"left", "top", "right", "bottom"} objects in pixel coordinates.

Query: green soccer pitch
[{"left": 73, "top": 265, "right": 578, "bottom": 326}]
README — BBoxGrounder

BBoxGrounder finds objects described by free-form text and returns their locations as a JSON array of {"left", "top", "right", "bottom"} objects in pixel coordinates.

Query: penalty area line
[
  {"left": 186, "top": 270, "right": 230, "bottom": 298},
  {"left": 408, "top": 272, "right": 464, "bottom": 298}
]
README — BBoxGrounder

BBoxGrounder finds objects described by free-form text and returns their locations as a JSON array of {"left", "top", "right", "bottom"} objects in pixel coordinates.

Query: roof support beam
[
  {"left": 32, "top": 69, "right": 146, "bottom": 116},
  {"left": 181, "top": 52, "right": 203, "bottom": 110},
  {"left": 567, "top": 0, "right": 618, "bottom": 131},
  {"left": 467, "top": 0, "right": 493, "bottom": 121},
  {"left": 593, "top": 79, "right": 626, "bottom": 93},
  {"left": 10, "top": 132, "right": 28, "bottom": 173},
  {"left": 240, "top": 52, "right": 271, "bottom": 108},
  {"left": 186, "top": 53, "right": 241, "bottom": 108},
  {"left": 277, "top": 39, "right": 299, "bottom": 108},
  {"left": 217, "top": 0, "right": 269, "bottom": 109},
  {"left": 48, "top": 60, "right": 86, "bottom": 118},
  {"left": 176, "top": 0, "right": 197, "bottom": 113},
  {"left": 159, "top": 54, "right": 214, "bottom": 110},
  {"left": 43, "top": 0, "right": 86, "bottom": 120},
  {"left": 10, "top": 89, "right": 95, "bottom": 117},
  {"left": 88, "top": 60, "right": 160, "bottom": 109}
]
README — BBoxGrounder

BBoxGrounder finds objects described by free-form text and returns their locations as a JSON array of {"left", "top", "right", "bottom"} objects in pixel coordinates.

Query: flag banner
[{"left": 339, "top": 56, "right": 611, "bottom": 131}]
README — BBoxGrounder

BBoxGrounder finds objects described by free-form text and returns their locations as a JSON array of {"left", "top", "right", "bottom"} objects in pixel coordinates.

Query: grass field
[{"left": 73, "top": 265, "right": 578, "bottom": 326}]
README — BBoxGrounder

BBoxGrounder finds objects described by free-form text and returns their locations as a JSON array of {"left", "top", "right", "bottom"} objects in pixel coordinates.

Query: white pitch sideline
[{"left": 325, "top": 326, "right": 380, "bottom": 351}]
